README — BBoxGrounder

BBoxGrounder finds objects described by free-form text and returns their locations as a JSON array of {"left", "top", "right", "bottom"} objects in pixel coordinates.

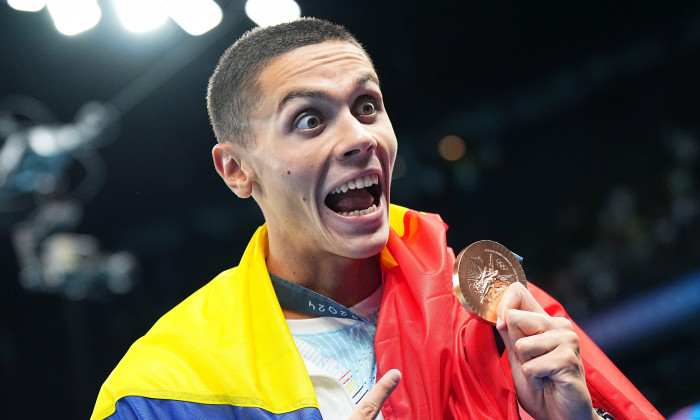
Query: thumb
[
  {"left": 496, "top": 282, "right": 545, "bottom": 328},
  {"left": 348, "top": 369, "right": 401, "bottom": 420}
]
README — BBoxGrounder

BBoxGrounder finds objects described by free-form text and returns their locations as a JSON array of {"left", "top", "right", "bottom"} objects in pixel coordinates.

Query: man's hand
[
  {"left": 348, "top": 369, "right": 401, "bottom": 420},
  {"left": 496, "top": 283, "right": 597, "bottom": 420}
]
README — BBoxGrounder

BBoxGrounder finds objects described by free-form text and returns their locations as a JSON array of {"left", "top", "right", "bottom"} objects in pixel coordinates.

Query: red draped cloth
[{"left": 376, "top": 209, "right": 662, "bottom": 419}]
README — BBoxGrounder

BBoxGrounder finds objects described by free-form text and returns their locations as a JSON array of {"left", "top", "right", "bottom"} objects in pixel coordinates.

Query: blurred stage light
[
  {"left": 8, "top": 0, "right": 46, "bottom": 12},
  {"left": 18, "top": 102, "right": 117, "bottom": 158},
  {"left": 27, "top": 126, "right": 81, "bottom": 157},
  {"left": 114, "top": 0, "right": 169, "bottom": 34},
  {"left": 245, "top": 0, "right": 301, "bottom": 27},
  {"left": 438, "top": 135, "right": 466, "bottom": 161},
  {"left": 46, "top": 0, "right": 101, "bottom": 36},
  {"left": 9, "top": 0, "right": 226, "bottom": 37},
  {"left": 168, "top": 0, "right": 223, "bottom": 36}
]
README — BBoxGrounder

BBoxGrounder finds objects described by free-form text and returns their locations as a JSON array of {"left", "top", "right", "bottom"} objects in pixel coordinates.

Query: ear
[{"left": 212, "top": 142, "right": 255, "bottom": 198}]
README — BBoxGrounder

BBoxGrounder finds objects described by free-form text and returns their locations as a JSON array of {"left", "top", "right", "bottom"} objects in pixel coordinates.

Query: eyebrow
[{"left": 278, "top": 72, "right": 380, "bottom": 111}]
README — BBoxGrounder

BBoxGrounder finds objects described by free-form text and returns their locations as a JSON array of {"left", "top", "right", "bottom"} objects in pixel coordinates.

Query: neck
[{"left": 267, "top": 252, "right": 383, "bottom": 312}]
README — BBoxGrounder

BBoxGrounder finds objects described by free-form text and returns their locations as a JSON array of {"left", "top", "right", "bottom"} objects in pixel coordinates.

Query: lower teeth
[{"left": 339, "top": 204, "right": 377, "bottom": 216}]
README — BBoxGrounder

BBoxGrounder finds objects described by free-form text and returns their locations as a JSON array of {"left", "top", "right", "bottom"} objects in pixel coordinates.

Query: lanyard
[{"left": 269, "top": 272, "right": 371, "bottom": 323}]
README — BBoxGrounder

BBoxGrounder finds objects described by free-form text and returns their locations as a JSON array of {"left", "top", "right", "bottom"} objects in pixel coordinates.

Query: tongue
[{"left": 325, "top": 188, "right": 375, "bottom": 213}]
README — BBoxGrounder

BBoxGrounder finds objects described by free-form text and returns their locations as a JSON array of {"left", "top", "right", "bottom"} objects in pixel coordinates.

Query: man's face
[{"left": 244, "top": 41, "right": 398, "bottom": 262}]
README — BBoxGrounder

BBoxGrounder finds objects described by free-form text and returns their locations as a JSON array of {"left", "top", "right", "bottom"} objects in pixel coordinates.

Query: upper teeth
[{"left": 331, "top": 174, "right": 379, "bottom": 194}]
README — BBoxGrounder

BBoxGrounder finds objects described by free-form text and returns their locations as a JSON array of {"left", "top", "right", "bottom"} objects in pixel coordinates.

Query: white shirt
[{"left": 286, "top": 286, "right": 383, "bottom": 420}]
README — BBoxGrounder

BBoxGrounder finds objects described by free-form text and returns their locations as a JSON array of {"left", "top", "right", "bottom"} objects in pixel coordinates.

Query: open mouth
[{"left": 324, "top": 174, "right": 382, "bottom": 216}]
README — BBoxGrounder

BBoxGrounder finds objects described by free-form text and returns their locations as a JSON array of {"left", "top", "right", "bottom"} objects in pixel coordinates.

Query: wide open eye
[
  {"left": 355, "top": 99, "right": 377, "bottom": 116},
  {"left": 294, "top": 112, "right": 323, "bottom": 130}
]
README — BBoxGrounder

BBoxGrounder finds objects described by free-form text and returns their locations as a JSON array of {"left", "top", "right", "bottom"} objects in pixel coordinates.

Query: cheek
[
  {"left": 283, "top": 165, "right": 320, "bottom": 196},
  {"left": 389, "top": 138, "right": 398, "bottom": 159},
  {"left": 377, "top": 120, "right": 398, "bottom": 149},
  {"left": 381, "top": 131, "right": 398, "bottom": 162}
]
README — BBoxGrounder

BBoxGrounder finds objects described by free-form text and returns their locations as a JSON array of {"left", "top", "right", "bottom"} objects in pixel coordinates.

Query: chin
[{"left": 339, "top": 230, "right": 390, "bottom": 260}]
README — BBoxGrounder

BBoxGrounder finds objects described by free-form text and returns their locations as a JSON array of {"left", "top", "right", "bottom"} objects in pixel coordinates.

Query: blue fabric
[{"left": 107, "top": 396, "right": 323, "bottom": 420}]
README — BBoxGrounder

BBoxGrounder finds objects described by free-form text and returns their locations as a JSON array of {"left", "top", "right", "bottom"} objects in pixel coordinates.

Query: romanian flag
[{"left": 92, "top": 205, "right": 662, "bottom": 419}]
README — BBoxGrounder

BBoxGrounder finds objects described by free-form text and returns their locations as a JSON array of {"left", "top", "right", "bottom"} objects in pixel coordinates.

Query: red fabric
[
  {"left": 375, "top": 209, "right": 662, "bottom": 419},
  {"left": 530, "top": 286, "right": 662, "bottom": 420}
]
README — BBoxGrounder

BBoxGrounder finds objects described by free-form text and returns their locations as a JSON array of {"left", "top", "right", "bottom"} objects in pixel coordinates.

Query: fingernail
[
  {"left": 496, "top": 316, "right": 504, "bottom": 330},
  {"left": 387, "top": 369, "right": 401, "bottom": 384}
]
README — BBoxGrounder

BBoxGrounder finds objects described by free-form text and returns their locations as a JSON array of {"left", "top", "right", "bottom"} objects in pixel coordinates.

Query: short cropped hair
[{"left": 207, "top": 18, "right": 367, "bottom": 148}]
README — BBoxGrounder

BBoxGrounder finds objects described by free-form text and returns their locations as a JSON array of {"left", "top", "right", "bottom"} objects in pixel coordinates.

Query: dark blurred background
[{"left": 1, "top": 1, "right": 699, "bottom": 418}]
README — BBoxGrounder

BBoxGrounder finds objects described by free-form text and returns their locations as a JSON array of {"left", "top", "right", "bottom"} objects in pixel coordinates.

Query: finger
[
  {"left": 496, "top": 283, "right": 546, "bottom": 330},
  {"left": 349, "top": 369, "right": 401, "bottom": 420},
  {"left": 496, "top": 308, "right": 546, "bottom": 359},
  {"left": 497, "top": 283, "right": 547, "bottom": 317},
  {"left": 511, "top": 322, "right": 579, "bottom": 364},
  {"left": 499, "top": 308, "right": 577, "bottom": 367},
  {"left": 503, "top": 306, "right": 573, "bottom": 339},
  {"left": 520, "top": 343, "right": 585, "bottom": 390}
]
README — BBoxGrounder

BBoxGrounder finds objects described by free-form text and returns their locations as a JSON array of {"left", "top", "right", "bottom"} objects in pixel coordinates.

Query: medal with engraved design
[{"left": 454, "top": 240, "right": 527, "bottom": 324}]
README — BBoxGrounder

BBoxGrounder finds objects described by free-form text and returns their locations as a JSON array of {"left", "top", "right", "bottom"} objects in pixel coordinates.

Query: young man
[{"left": 92, "top": 18, "right": 662, "bottom": 419}]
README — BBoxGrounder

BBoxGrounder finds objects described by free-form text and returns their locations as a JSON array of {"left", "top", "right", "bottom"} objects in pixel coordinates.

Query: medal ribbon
[{"left": 269, "top": 272, "right": 371, "bottom": 323}]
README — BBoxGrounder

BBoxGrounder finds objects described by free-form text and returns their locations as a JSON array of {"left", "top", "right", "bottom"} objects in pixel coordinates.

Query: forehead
[{"left": 254, "top": 41, "right": 378, "bottom": 108}]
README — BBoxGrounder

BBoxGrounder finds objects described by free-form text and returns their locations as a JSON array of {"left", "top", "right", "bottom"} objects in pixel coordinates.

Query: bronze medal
[{"left": 454, "top": 240, "right": 527, "bottom": 324}]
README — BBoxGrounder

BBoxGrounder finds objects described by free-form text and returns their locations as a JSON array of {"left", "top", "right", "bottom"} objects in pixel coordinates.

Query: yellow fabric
[
  {"left": 389, "top": 203, "right": 407, "bottom": 237},
  {"left": 92, "top": 224, "right": 316, "bottom": 419},
  {"left": 91, "top": 204, "right": 411, "bottom": 420},
  {"left": 379, "top": 204, "right": 408, "bottom": 269}
]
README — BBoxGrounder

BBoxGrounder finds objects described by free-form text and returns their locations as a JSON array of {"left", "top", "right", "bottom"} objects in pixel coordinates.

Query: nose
[{"left": 335, "top": 112, "right": 377, "bottom": 160}]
